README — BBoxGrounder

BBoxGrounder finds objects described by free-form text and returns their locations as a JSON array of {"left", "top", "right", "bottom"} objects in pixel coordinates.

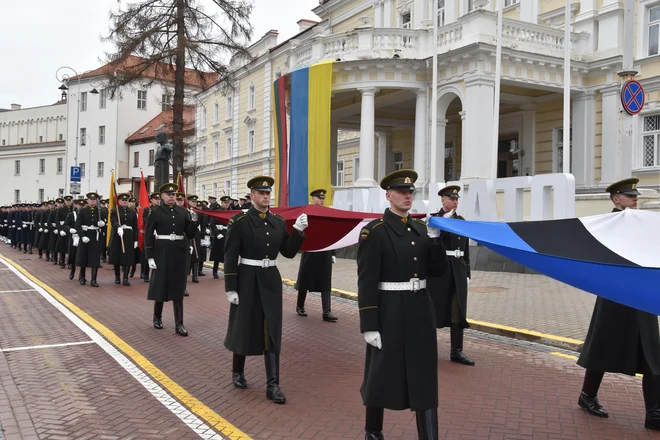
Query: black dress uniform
[
  {"left": 55, "top": 197, "right": 74, "bottom": 267},
  {"left": 75, "top": 193, "right": 106, "bottom": 287},
  {"left": 140, "top": 193, "right": 161, "bottom": 282},
  {"left": 65, "top": 200, "right": 85, "bottom": 280},
  {"left": 100, "top": 200, "right": 109, "bottom": 263},
  {"left": 129, "top": 197, "right": 140, "bottom": 278},
  {"left": 47, "top": 200, "right": 62, "bottom": 258},
  {"left": 357, "top": 170, "right": 447, "bottom": 440},
  {"left": 144, "top": 183, "right": 198, "bottom": 336},
  {"left": 428, "top": 185, "right": 474, "bottom": 366},
  {"left": 38, "top": 204, "right": 53, "bottom": 257},
  {"left": 20, "top": 205, "right": 35, "bottom": 253},
  {"left": 108, "top": 194, "right": 139, "bottom": 286},
  {"left": 209, "top": 196, "right": 230, "bottom": 278},
  {"left": 197, "top": 200, "right": 210, "bottom": 276},
  {"left": 577, "top": 178, "right": 660, "bottom": 430},
  {"left": 186, "top": 195, "right": 202, "bottom": 283},
  {"left": 295, "top": 188, "right": 337, "bottom": 322},
  {"left": 223, "top": 176, "right": 306, "bottom": 404}
]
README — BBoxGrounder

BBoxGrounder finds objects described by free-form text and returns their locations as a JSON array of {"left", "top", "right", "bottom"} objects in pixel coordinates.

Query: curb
[{"left": 205, "top": 263, "right": 585, "bottom": 353}]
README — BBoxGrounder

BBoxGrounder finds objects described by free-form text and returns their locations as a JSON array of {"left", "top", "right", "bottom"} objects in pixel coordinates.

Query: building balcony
[{"left": 290, "top": 9, "right": 591, "bottom": 70}]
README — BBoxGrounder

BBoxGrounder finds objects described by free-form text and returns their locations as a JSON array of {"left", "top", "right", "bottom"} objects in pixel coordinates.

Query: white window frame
[
  {"left": 353, "top": 156, "right": 360, "bottom": 182},
  {"left": 226, "top": 136, "right": 232, "bottom": 159},
  {"left": 161, "top": 94, "right": 172, "bottom": 111},
  {"left": 400, "top": 11, "right": 412, "bottom": 28},
  {"left": 226, "top": 96, "right": 233, "bottom": 120},
  {"left": 212, "top": 182, "right": 218, "bottom": 197},
  {"left": 201, "top": 184, "right": 207, "bottom": 200},
  {"left": 99, "top": 89, "right": 107, "bottom": 109},
  {"left": 248, "top": 85, "right": 256, "bottom": 111},
  {"left": 134, "top": 151, "right": 140, "bottom": 168},
  {"left": 38, "top": 189, "right": 44, "bottom": 202},
  {"left": 248, "top": 129, "right": 255, "bottom": 154},
  {"left": 224, "top": 179, "right": 231, "bottom": 196},
  {"left": 552, "top": 127, "right": 573, "bottom": 173},
  {"left": 99, "top": 125, "right": 105, "bottom": 145},
  {"left": 57, "top": 158, "right": 63, "bottom": 174},
  {"left": 137, "top": 90, "right": 147, "bottom": 110},
  {"left": 97, "top": 161, "right": 104, "bottom": 178},
  {"left": 149, "top": 149, "right": 155, "bottom": 166},
  {"left": 80, "top": 92, "right": 87, "bottom": 112},
  {"left": 504, "top": 0, "right": 519, "bottom": 7},
  {"left": 648, "top": 5, "right": 660, "bottom": 57},
  {"left": 80, "top": 162, "right": 85, "bottom": 178},
  {"left": 58, "top": 189, "right": 64, "bottom": 197},
  {"left": 14, "top": 189, "right": 19, "bottom": 203},
  {"left": 201, "top": 107, "right": 207, "bottom": 129},
  {"left": 39, "top": 135, "right": 43, "bottom": 143},
  {"left": 213, "top": 138, "right": 219, "bottom": 162},
  {"left": 80, "top": 128, "right": 87, "bottom": 146},
  {"left": 639, "top": 113, "right": 660, "bottom": 168},
  {"left": 39, "top": 158, "right": 45, "bottom": 174},
  {"left": 14, "top": 160, "right": 20, "bottom": 176},
  {"left": 201, "top": 144, "right": 207, "bottom": 165},
  {"left": 394, "top": 151, "right": 404, "bottom": 170},
  {"left": 336, "top": 159, "right": 345, "bottom": 186},
  {"left": 437, "top": 0, "right": 446, "bottom": 27},
  {"left": 213, "top": 102, "right": 219, "bottom": 124}
]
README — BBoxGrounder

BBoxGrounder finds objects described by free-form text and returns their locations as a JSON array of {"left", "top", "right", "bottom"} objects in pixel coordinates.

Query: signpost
[
  {"left": 69, "top": 182, "right": 81, "bottom": 194},
  {"left": 621, "top": 80, "right": 644, "bottom": 115},
  {"left": 70, "top": 166, "right": 82, "bottom": 182}
]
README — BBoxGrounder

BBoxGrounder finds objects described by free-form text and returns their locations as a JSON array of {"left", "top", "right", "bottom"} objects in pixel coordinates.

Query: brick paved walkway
[{"left": 0, "top": 246, "right": 658, "bottom": 439}]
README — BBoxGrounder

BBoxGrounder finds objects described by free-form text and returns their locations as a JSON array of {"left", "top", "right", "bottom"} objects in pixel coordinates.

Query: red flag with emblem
[{"left": 137, "top": 170, "right": 149, "bottom": 250}]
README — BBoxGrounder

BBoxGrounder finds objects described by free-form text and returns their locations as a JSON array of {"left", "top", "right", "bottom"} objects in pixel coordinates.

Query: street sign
[
  {"left": 70, "top": 182, "right": 81, "bottom": 194},
  {"left": 621, "top": 80, "right": 644, "bottom": 115},
  {"left": 70, "top": 166, "right": 82, "bottom": 182}
]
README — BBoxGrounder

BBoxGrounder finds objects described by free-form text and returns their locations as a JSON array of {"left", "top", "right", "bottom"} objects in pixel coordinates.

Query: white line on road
[
  {"left": 0, "top": 340, "right": 95, "bottom": 352},
  {"left": 0, "top": 289, "right": 37, "bottom": 294}
]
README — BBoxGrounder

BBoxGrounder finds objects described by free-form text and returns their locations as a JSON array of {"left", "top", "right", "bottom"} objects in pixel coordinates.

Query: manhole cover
[{"left": 470, "top": 286, "right": 507, "bottom": 293}]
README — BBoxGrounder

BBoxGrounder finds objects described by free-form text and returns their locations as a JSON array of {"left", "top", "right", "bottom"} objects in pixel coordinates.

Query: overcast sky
[{"left": 0, "top": 0, "right": 321, "bottom": 109}]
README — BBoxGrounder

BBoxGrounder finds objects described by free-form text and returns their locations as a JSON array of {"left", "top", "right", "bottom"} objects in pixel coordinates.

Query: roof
[
  {"left": 125, "top": 105, "right": 196, "bottom": 144},
  {"left": 68, "top": 56, "right": 217, "bottom": 89},
  {"left": 269, "top": 22, "right": 320, "bottom": 53}
]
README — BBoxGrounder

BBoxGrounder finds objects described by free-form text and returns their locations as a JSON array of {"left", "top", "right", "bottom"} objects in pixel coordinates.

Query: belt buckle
[
  {"left": 452, "top": 249, "right": 460, "bottom": 258},
  {"left": 261, "top": 259, "right": 271, "bottom": 268},
  {"left": 410, "top": 278, "right": 420, "bottom": 292},
  {"left": 169, "top": 233, "right": 176, "bottom": 241}
]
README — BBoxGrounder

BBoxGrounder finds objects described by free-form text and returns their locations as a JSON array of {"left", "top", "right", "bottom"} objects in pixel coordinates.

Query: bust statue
[{"left": 154, "top": 131, "right": 173, "bottom": 189}]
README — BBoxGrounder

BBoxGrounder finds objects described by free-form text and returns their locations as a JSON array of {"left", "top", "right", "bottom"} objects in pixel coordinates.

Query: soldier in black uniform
[
  {"left": 20, "top": 203, "right": 36, "bottom": 254},
  {"left": 209, "top": 195, "right": 230, "bottom": 278},
  {"left": 128, "top": 197, "right": 140, "bottom": 277},
  {"left": 428, "top": 185, "right": 474, "bottom": 366},
  {"left": 47, "top": 198, "right": 64, "bottom": 261},
  {"left": 175, "top": 192, "right": 192, "bottom": 297},
  {"left": 357, "top": 169, "right": 448, "bottom": 440},
  {"left": 295, "top": 188, "right": 337, "bottom": 322},
  {"left": 223, "top": 176, "right": 307, "bottom": 404},
  {"left": 198, "top": 200, "right": 210, "bottom": 277},
  {"left": 141, "top": 192, "right": 161, "bottom": 282},
  {"left": 54, "top": 195, "right": 74, "bottom": 268},
  {"left": 65, "top": 200, "right": 85, "bottom": 280},
  {"left": 109, "top": 193, "right": 139, "bottom": 286},
  {"left": 38, "top": 202, "right": 53, "bottom": 258},
  {"left": 208, "top": 195, "right": 220, "bottom": 210},
  {"left": 577, "top": 177, "right": 660, "bottom": 430},
  {"left": 75, "top": 192, "right": 106, "bottom": 287},
  {"left": 145, "top": 183, "right": 198, "bottom": 336},
  {"left": 242, "top": 194, "right": 252, "bottom": 210},
  {"left": 187, "top": 195, "right": 202, "bottom": 283},
  {"left": 99, "top": 198, "right": 109, "bottom": 263}
]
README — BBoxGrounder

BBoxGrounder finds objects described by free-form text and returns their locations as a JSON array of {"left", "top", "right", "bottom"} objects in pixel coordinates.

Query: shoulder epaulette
[
  {"left": 360, "top": 219, "right": 384, "bottom": 240},
  {"left": 413, "top": 218, "right": 426, "bottom": 225},
  {"left": 272, "top": 213, "right": 285, "bottom": 222},
  {"left": 228, "top": 213, "right": 247, "bottom": 226}
]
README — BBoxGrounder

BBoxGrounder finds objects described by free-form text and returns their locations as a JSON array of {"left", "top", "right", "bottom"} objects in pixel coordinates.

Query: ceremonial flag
[
  {"left": 176, "top": 172, "right": 188, "bottom": 208},
  {"left": 106, "top": 169, "right": 118, "bottom": 246},
  {"left": 137, "top": 170, "right": 149, "bottom": 250}
]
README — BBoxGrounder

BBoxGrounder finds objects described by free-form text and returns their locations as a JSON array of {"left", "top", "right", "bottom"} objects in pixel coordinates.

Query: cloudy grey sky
[{"left": 0, "top": 0, "right": 321, "bottom": 109}]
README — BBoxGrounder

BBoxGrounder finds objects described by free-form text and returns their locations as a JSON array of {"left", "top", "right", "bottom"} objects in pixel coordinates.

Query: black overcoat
[
  {"left": 208, "top": 208, "right": 229, "bottom": 262},
  {"left": 577, "top": 208, "right": 660, "bottom": 376},
  {"left": 75, "top": 206, "right": 104, "bottom": 267},
  {"left": 55, "top": 206, "right": 73, "bottom": 253},
  {"left": 38, "top": 210, "right": 52, "bottom": 250},
  {"left": 108, "top": 206, "right": 138, "bottom": 266},
  {"left": 295, "top": 250, "right": 334, "bottom": 292},
  {"left": 223, "top": 207, "right": 305, "bottom": 355},
  {"left": 144, "top": 202, "right": 197, "bottom": 302},
  {"left": 357, "top": 208, "right": 448, "bottom": 411},
  {"left": 33, "top": 211, "right": 42, "bottom": 247},
  {"left": 64, "top": 210, "right": 79, "bottom": 265},
  {"left": 47, "top": 209, "right": 59, "bottom": 252}
]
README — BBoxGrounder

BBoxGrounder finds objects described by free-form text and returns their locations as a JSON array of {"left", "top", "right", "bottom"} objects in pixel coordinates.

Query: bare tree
[{"left": 102, "top": 0, "right": 253, "bottom": 179}]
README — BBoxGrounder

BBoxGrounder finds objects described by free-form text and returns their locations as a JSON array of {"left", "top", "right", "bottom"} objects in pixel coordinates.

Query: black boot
[
  {"left": 59, "top": 254, "right": 65, "bottom": 268},
  {"left": 79, "top": 267, "right": 87, "bottom": 285},
  {"left": 69, "top": 266, "right": 76, "bottom": 280},
  {"left": 213, "top": 261, "right": 219, "bottom": 279},
  {"left": 296, "top": 290, "right": 308, "bottom": 317},
  {"left": 153, "top": 302, "right": 164, "bottom": 329},
  {"left": 192, "top": 265, "right": 199, "bottom": 283},
  {"left": 232, "top": 353, "right": 248, "bottom": 389},
  {"left": 173, "top": 300, "right": 187, "bottom": 336},
  {"left": 28, "top": 245, "right": 32, "bottom": 254},
  {"left": 321, "top": 291, "right": 338, "bottom": 322},
  {"left": 114, "top": 265, "right": 121, "bottom": 284},
  {"left": 183, "top": 289, "right": 189, "bottom": 297},
  {"left": 450, "top": 325, "right": 475, "bottom": 366},
  {"left": 38, "top": 250, "right": 42, "bottom": 259},
  {"left": 198, "top": 262, "right": 205, "bottom": 276},
  {"left": 122, "top": 266, "right": 131, "bottom": 286},
  {"left": 129, "top": 264, "right": 136, "bottom": 278},
  {"left": 365, "top": 407, "right": 384, "bottom": 440},
  {"left": 646, "top": 408, "right": 660, "bottom": 430},
  {"left": 264, "top": 350, "right": 286, "bottom": 403},
  {"left": 90, "top": 267, "right": 99, "bottom": 287},
  {"left": 415, "top": 408, "right": 438, "bottom": 440},
  {"left": 578, "top": 391, "right": 609, "bottom": 418},
  {"left": 143, "top": 266, "right": 150, "bottom": 282},
  {"left": 45, "top": 252, "right": 50, "bottom": 262},
  {"left": 579, "top": 370, "right": 608, "bottom": 417},
  {"left": 53, "top": 252, "right": 60, "bottom": 265}
]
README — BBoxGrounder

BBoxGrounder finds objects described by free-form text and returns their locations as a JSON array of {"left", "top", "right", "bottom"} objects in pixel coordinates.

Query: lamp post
[{"left": 81, "top": 133, "right": 93, "bottom": 194}]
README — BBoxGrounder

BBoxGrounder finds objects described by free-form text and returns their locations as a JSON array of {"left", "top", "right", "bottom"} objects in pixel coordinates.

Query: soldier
[
  {"left": 223, "top": 176, "right": 307, "bottom": 404},
  {"left": 128, "top": 197, "right": 137, "bottom": 210},
  {"left": 208, "top": 195, "right": 220, "bottom": 210},
  {"left": 54, "top": 195, "right": 74, "bottom": 268},
  {"left": 428, "top": 185, "right": 474, "bottom": 366},
  {"left": 109, "top": 193, "right": 139, "bottom": 286},
  {"left": 65, "top": 200, "right": 85, "bottom": 280},
  {"left": 198, "top": 200, "right": 210, "bottom": 277},
  {"left": 38, "top": 202, "right": 53, "bottom": 259},
  {"left": 295, "top": 188, "right": 338, "bottom": 322},
  {"left": 357, "top": 169, "right": 448, "bottom": 440},
  {"left": 242, "top": 194, "right": 252, "bottom": 210},
  {"left": 577, "top": 178, "right": 660, "bottom": 430},
  {"left": 141, "top": 192, "right": 161, "bottom": 282},
  {"left": 20, "top": 204, "right": 35, "bottom": 254},
  {"left": 99, "top": 198, "right": 109, "bottom": 263},
  {"left": 175, "top": 192, "right": 192, "bottom": 297},
  {"left": 47, "top": 198, "right": 64, "bottom": 261},
  {"left": 144, "top": 183, "right": 198, "bottom": 336},
  {"left": 187, "top": 195, "right": 202, "bottom": 283},
  {"left": 209, "top": 195, "right": 230, "bottom": 278},
  {"left": 75, "top": 192, "right": 106, "bottom": 287}
]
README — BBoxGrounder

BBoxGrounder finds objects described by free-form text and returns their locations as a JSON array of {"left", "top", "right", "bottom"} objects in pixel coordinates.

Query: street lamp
[{"left": 81, "top": 133, "right": 93, "bottom": 195}]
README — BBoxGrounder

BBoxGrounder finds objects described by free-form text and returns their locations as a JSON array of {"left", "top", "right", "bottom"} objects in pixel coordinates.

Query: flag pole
[
  {"left": 430, "top": 0, "right": 439, "bottom": 185},
  {"left": 492, "top": 0, "right": 504, "bottom": 178},
  {"left": 563, "top": 0, "right": 571, "bottom": 173}
]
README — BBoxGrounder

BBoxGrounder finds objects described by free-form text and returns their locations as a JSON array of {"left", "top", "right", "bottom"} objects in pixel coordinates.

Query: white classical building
[{"left": 0, "top": 102, "right": 67, "bottom": 204}]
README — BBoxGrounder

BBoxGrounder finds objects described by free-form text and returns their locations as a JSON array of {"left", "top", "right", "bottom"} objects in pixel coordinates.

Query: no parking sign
[{"left": 621, "top": 80, "right": 644, "bottom": 115}]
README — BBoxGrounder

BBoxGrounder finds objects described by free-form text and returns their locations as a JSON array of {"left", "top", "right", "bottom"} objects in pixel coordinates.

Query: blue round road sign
[{"left": 621, "top": 80, "right": 644, "bottom": 115}]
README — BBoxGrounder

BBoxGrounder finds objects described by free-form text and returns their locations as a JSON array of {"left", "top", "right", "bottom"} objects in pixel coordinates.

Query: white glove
[
  {"left": 364, "top": 331, "right": 382, "bottom": 349},
  {"left": 97, "top": 220, "right": 105, "bottom": 227},
  {"left": 117, "top": 228, "right": 124, "bottom": 237},
  {"left": 332, "top": 256, "right": 336, "bottom": 264},
  {"left": 216, "top": 225, "right": 223, "bottom": 230},
  {"left": 52, "top": 223, "right": 56, "bottom": 227},
  {"left": 70, "top": 228, "right": 76, "bottom": 234},
  {"left": 134, "top": 241, "right": 138, "bottom": 248},
  {"left": 43, "top": 229, "right": 48, "bottom": 233},
  {"left": 190, "top": 246, "right": 193, "bottom": 254},
  {"left": 227, "top": 291, "right": 239, "bottom": 305},
  {"left": 53, "top": 229, "right": 58, "bottom": 234},
  {"left": 82, "top": 236, "right": 90, "bottom": 243},
  {"left": 190, "top": 210, "right": 198, "bottom": 221},
  {"left": 293, "top": 213, "right": 308, "bottom": 231},
  {"left": 60, "top": 221, "right": 64, "bottom": 225},
  {"left": 205, "top": 228, "right": 211, "bottom": 235},
  {"left": 467, "top": 277, "right": 470, "bottom": 285},
  {"left": 60, "top": 230, "right": 66, "bottom": 236},
  {"left": 17, "top": 227, "right": 21, "bottom": 231},
  {"left": 39, "top": 228, "right": 43, "bottom": 232},
  {"left": 443, "top": 209, "right": 455, "bottom": 219},
  {"left": 425, "top": 214, "right": 440, "bottom": 238},
  {"left": 148, "top": 258, "right": 157, "bottom": 269},
  {"left": 216, "top": 233, "right": 223, "bottom": 239}
]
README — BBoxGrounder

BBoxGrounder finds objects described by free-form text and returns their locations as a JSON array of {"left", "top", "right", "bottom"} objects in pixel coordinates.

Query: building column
[
  {"left": 520, "top": 104, "right": 536, "bottom": 177},
  {"left": 383, "top": 0, "right": 393, "bottom": 27},
  {"left": 461, "top": 78, "right": 496, "bottom": 181},
  {"left": 434, "top": 119, "right": 448, "bottom": 183},
  {"left": 520, "top": 0, "right": 539, "bottom": 24},
  {"left": 355, "top": 88, "right": 378, "bottom": 187},
  {"left": 445, "top": 0, "right": 457, "bottom": 24},
  {"left": 330, "top": 121, "right": 339, "bottom": 186},
  {"left": 597, "top": 1, "right": 624, "bottom": 53},
  {"left": 571, "top": 92, "right": 596, "bottom": 186},
  {"left": 600, "top": 85, "right": 632, "bottom": 185},
  {"left": 413, "top": 0, "right": 426, "bottom": 28},
  {"left": 377, "top": 132, "right": 388, "bottom": 181},
  {"left": 413, "top": 89, "right": 428, "bottom": 187}
]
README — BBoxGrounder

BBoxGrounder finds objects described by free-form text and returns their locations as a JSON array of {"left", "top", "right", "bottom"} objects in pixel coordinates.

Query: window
[
  {"left": 336, "top": 160, "right": 345, "bottom": 186},
  {"left": 212, "top": 182, "right": 218, "bottom": 197},
  {"left": 201, "top": 106, "right": 207, "bottom": 129},
  {"left": 224, "top": 179, "right": 231, "bottom": 196},
  {"left": 214, "top": 102, "right": 219, "bottom": 124},
  {"left": 641, "top": 114, "right": 660, "bottom": 167},
  {"left": 1, "top": 139, "right": 4, "bottom": 146},
  {"left": 80, "top": 163, "right": 86, "bottom": 177},
  {"left": 248, "top": 129, "right": 255, "bottom": 154},
  {"left": 394, "top": 152, "right": 404, "bottom": 170},
  {"left": 137, "top": 90, "right": 147, "bottom": 110},
  {"left": 39, "top": 135, "right": 43, "bottom": 143},
  {"left": 202, "top": 144, "right": 207, "bottom": 165},
  {"left": 99, "top": 89, "right": 107, "bottom": 109},
  {"left": 226, "top": 136, "right": 232, "bottom": 159},
  {"left": 504, "top": 0, "right": 519, "bottom": 6},
  {"left": 201, "top": 184, "right": 206, "bottom": 200},
  {"left": 57, "top": 158, "right": 63, "bottom": 174},
  {"left": 59, "top": 134, "right": 63, "bottom": 141},
  {"left": 80, "top": 92, "right": 87, "bottom": 111},
  {"left": 161, "top": 94, "right": 172, "bottom": 111},
  {"left": 58, "top": 188, "right": 64, "bottom": 197},
  {"left": 39, "top": 158, "right": 45, "bottom": 174},
  {"left": 149, "top": 149, "right": 155, "bottom": 166},
  {"left": 353, "top": 157, "right": 360, "bottom": 181},
  {"left": 226, "top": 96, "right": 233, "bottom": 120},
  {"left": 553, "top": 128, "right": 573, "bottom": 173},
  {"left": 97, "top": 161, "right": 104, "bottom": 178},
  {"left": 98, "top": 126, "right": 105, "bottom": 144},
  {"left": 38, "top": 189, "right": 44, "bottom": 203},
  {"left": 248, "top": 85, "right": 256, "bottom": 111},
  {"left": 14, "top": 190, "right": 19, "bottom": 203},
  {"left": 468, "top": 0, "right": 478, "bottom": 12},
  {"left": 20, "top": 137, "right": 24, "bottom": 144},
  {"left": 134, "top": 151, "right": 139, "bottom": 168},
  {"left": 213, "top": 139, "right": 219, "bottom": 161},
  {"left": 437, "top": 0, "right": 445, "bottom": 27},
  {"left": 80, "top": 128, "right": 87, "bottom": 146},
  {"left": 400, "top": 11, "right": 411, "bottom": 28},
  {"left": 14, "top": 160, "right": 20, "bottom": 175}
]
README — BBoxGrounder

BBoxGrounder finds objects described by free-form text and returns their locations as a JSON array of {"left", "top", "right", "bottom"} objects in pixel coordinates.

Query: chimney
[
  {"left": 10, "top": 104, "right": 21, "bottom": 110},
  {"left": 297, "top": 19, "right": 318, "bottom": 33}
]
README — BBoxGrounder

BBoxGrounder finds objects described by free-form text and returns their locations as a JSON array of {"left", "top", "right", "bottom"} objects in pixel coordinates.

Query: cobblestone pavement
[{"left": 0, "top": 246, "right": 658, "bottom": 439}]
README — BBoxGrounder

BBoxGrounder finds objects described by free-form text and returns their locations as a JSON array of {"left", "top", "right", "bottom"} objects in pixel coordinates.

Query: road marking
[
  {"left": 0, "top": 340, "right": 95, "bottom": 352},
  {"left": 0, "top": 255, "right": 251, "bottom": 440},
  {"left": 0, "top": 289, "right": 37, "bottom": 294}
]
